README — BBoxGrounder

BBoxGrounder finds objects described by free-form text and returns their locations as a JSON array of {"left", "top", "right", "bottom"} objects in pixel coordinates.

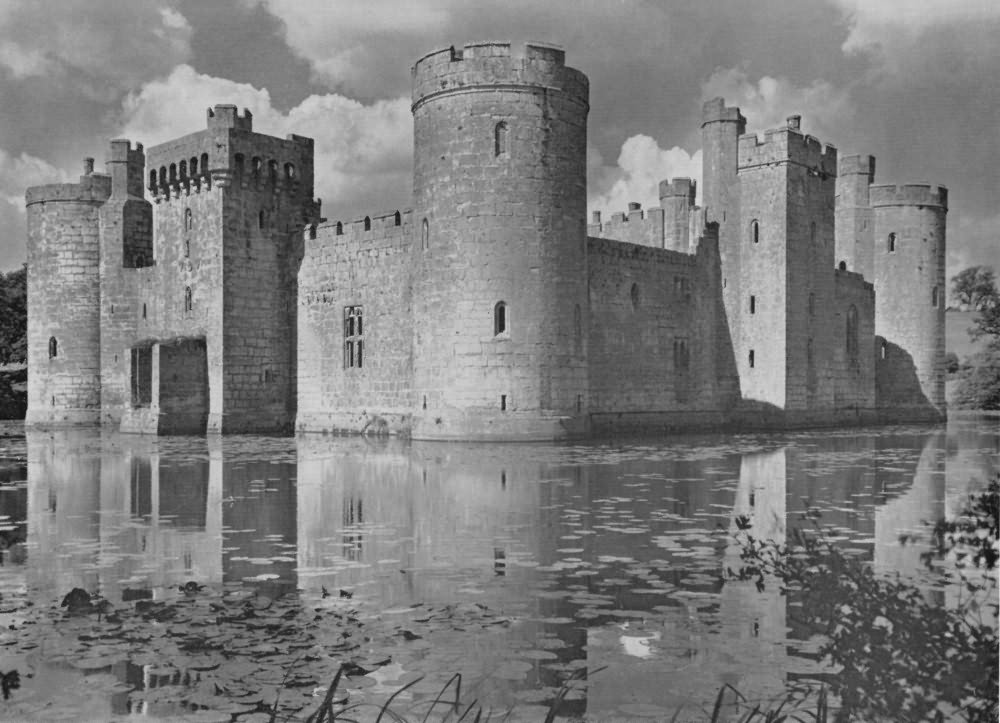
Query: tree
[
  {"left": 951, "top": 266, "right": 997, "bottom": 310},
  {"left": 0, "top": 265, "right": 27, "bottom": 365},
  {"left": 970, "top": 299, "right": 1000, "bottom": 351}
]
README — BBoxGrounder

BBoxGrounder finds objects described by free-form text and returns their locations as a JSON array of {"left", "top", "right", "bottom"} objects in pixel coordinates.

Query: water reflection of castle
[{"left": 16, "top": 422, "right": 995, "bottom": 716}]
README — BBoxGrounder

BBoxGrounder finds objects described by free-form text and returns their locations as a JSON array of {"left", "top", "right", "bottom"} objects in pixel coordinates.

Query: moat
[{"left": 0, "top": 417, "right": 995, "bottom": 721}]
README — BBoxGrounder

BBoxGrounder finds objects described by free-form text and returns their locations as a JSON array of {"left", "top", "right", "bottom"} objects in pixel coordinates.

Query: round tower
[
  {"left": 871, "top": 184, "right": 947, "bottom": 418},
  {"left": 25, "top": 161, "right": 111, "bottom": 425},
  {"left": 410, "top": 42, "right": 590, "bottom": 440}
]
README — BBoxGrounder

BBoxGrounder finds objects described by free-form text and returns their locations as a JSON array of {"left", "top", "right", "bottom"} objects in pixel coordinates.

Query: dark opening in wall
[
  {"left": 179, "top": 160, "right": 187, "bottom": 179},
  {"left": 364, "top": 216, "right": 371, "bottom": 231},
  {"left": 142, "top": 303, "right": 147, "bottom": 320},
  {"left": 200, "top": 153, "right": 209, "bottom": 175},
  {"left": 148, "top": 170, "right": 157, "bottom": 191},
  {"left": 251, "top": 157, "right": 262, "bottom": 184},
  {"left": 932, "top": 285, "right": 939, "bottom": 307},
  {"left": 495, "top": 121, "right": 509, "bottom": 157},
  {"left": 501, "top": 471, "right": 507, "bottom": 488},
  {"left": 421, "top": 218, "right": 429, "bottom": 249},
  {"left": 190, "top": 156, "right": 198, "bottom": 176},
  {"left": 500, "top": 394, "right": 507, "bottom": 411},
  {"left": 184, "top": 286, "right": 192, "bottom": 313},
  {"left": 336, "top": 221, "right": 343, "bottom": 235},
  {"left": 839, "top": 260, "right": 847, "bottom": 270},
  {"left": 880, "top": 341, "right": 887, "bottom": 360},
  {"left": 184, "top": 207, "right": 193, "bottom": 232},
  {"left": 751, "top": 220, "right": 759, "bottom": 244},
  {"left": 344, "top": 306, "right": 364, "bottom": 369},
  {"left": 169, "top": 163, "right": 177, "bottom": 182},
  {"left": 494, "top": 301, "right": 507, "bottom": 335},
  {"left": 750, "top": 295, "right": 756, "bottom": 314},
  {"left": 258, "top": 209, "right": 266, "bottom": 230},
  {"left": 810, "top": 221, "right": 817, "bottom": 244},
  {"left": 48, "top": 336, "right": 57, "bottom": 359},
  {"left": 284, "top": 162, "right": 296, "bottom": 181},
  {"left": 234, "top": 153, "right": 244, "bottom": 183},
  {"left": 422, "top": 395, "right": 427, "bottom": 410},
  {"left": 131, "top": 346, "right": 153, "bottom": 408},
  {"left": 630, "top": 283, "right": 640, "bottom": 310},
  {"left": 749, "top": 349, "right": 755, "bottom": 368},
  {"left": 888, "top": 232, "right": 896, "bottom": 252},
  {"left": 394, "top": 210, "right": 401, "bottom": 226},
  {"left": 308, "top": 224, "right": 317, "bottom": 240}
]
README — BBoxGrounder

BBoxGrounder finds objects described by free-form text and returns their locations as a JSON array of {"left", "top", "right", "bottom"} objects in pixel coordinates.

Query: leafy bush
[{"left": 729, "top": 480, "right": 999, "bottom": 723}]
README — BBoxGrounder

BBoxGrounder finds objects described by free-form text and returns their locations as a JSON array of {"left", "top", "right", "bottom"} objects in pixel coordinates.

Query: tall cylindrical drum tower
[
  {"left": 24, "top": 163, "right": 110, "bottom": 424},
  {"left": 410, "top": 42, "right": 590, "bottom": 440},
  {"left": 871, "top": 183, "right": 947, "bottom": 418}
]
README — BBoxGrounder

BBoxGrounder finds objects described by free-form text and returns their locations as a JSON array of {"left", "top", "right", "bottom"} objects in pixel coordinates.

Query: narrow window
[
  {"left": 749, "top": 349, "right": 755, "bottom": 368},
  {"left": 630, "top": 283, "right": 640, "bottom": 310},
  {"left": 336, "top": 221, "right": 344, "bottom": 236},
  {"left": 673, "top": 337, "right": 690, "bottom": 371},
  {"left": 495, "top": 121, "right": 509, "bottom": 157},
  {"left": 148, "top": 170, "right": 157, "bottom": 191},
  {"left": 931, "top": 285, "right": 939, "bottom": 307},
  {"left": 500, "top": 394, "right": 507, "bottom": 411},
  {"left": 494, "top": 301, "right": 507, "bottom": 336},
  {"left": 258, "top": 210, "right": 266, "bottom": 230},
  {"left": 574, "top": 304, "right": 582, "bottom": 354},
  {"left": 422, "top": 395, "right": 427, "bottom": 410},
  {"left": 200, "top": 152, "right": 209, "bottom": 175},
  {"left": 184, "top": 207, "right": 193, "bottom": 232},
  {"left": 364, "top": 216, "right": 371, "bottom": 232},
  {"left": 179, "top": 160, "right": 187, "bottom": 179},
  {"left": 159, "top": 167, "right": 167, "bottom": 187},
  {"left": 888, "top": 232, "right": 896, "bottom": 252},
  {"left": 839, "top": 260, "right": 847, "bottom": 271},
  {"left": 880, "top": 341, "right": 887, "bottom": 360},
  {"left": 233, "top": 153, "right": 244, "bottom": 183},
  {"left": 268, "top": 160, "right": 278, "bottom": 187},
  {"left": 184, "top": 286, "right": 192, "bottom": 312},
  {"left": 48, "top": 336, "right": 57, "bottom": 359},
  {"left": 846, "top": 304, "right": 859, "bottom": 364},
  {"left": 308, "top": 224, "right": 317, "bottom": 240},
  {"left": 190, "top": 156, "right": 198, "bottom": 176},
  {"left": 751, "top": 220, "right": 759, "bottom": 244},
  {"left": 142, "top": 303, "right": 147, "bottom": 320},
  {"left": 169, "top": 163, "right": 177, "bottom": 182},
  {"left": 394, "top": 210, "right": 401, "bottom": 226},
  {"left": 184, "top": 239, "right": 190, "bottom": 258},
  {"left": 251, "top": 157, "right": 262, "bottom": 184},
  {"left": 421, "top": 218, "right": 429, "bottom": 249},
  {"left": 284, "top": 162, "right": 296, "bottom": 181},
  {"left": 749, "top": 295, "right": 756, "bottom": 314},
  {"left": 344, "top": 306, "right": 364, "bottom": 369}
]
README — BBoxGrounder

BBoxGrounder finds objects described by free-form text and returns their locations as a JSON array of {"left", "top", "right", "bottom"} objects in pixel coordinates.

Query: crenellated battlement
[
  {"left": 738, "top": 125, "right": 837, "bottom": 176},
  {"left": 839, "top": 154, "right": 876, "bottom": 179},
  {"left": 870, "top": 183, "right": 948, "bottom": 210},
  {"left": 207, "top": 104, "right": 253, "bottom": 132},
  {"left": 26, "top": 160, "right": 111, "bottom": 207},
  {"left": 659, "top": 177, "right": 696, "bottom": 202},
  {"left": 701, "top": 97, "right": 746, "bottom": 130},
  {"left": 314, "top": 209, "right": 412, "bottom": 242},
  {"left": 146, "top": 110, "right": 314, "bottom": 204},
  {"left": 411, "top": 41, "right": 588, "bottom": 111}
]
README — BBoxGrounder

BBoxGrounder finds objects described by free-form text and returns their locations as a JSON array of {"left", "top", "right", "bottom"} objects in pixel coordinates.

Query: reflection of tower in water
[{"left": 295, "top": 436, "right": 586, "bottom": 713}]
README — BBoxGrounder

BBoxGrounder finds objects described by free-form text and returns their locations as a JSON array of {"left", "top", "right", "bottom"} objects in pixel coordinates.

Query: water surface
[{"left": 0, "top": 419, "right": 995, "bottom": 721}]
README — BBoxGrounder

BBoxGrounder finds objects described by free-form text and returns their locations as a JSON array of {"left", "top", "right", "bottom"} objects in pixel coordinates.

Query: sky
[{"left": 0, "top": 0, "right": 996, "bottom": 282}]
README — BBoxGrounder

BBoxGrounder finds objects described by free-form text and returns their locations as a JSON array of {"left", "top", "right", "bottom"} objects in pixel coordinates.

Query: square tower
[
  {"left": 736, "top": 117, "right": 838, "bottom": 410},
  {"left": 101, "top": 105, "right": 320, "bottom": 433}
]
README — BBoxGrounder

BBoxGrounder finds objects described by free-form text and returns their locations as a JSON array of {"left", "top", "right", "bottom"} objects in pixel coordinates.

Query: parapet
[
  {"left": 870, "top": 184, "right": 948, "bottom": 210},
  {"left": 738, "top": 125, "right": 837, "bottom": 177},
  {"left": 25, "top": 160, "right": 111, "bottom": 207},
  {"left": 659, "top": 177, "right": 696, "bottom": 203},
  {"left": 411, "top": 41, "right": 588, "bottom": 111},
  {"left": 839, "top": 154, "right": 876, "bottom": 179},
  {"left": 207, "top": 105, "right": 253, "bottom": 132},
  {"left": 702, "top": 98, "right": 746, "bottom": 130}
]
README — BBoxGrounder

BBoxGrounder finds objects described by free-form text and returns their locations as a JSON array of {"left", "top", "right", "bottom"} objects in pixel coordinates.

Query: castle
[{"left": 24, "top": 42, "right": 947, "bottom": 440}]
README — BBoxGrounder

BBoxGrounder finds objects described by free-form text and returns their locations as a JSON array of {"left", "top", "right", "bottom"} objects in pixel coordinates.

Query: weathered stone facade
[{"left": 26, "top": 42, "right": 947, "bottom": 439}]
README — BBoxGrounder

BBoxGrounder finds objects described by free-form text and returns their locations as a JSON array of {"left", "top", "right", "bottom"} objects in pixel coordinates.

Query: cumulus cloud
[
  {"left": 830, "top": 0, "right": 999, "bottom": 54},
  {"left": 117, "top": 65, "right": 413, "bottom": 220},
  {"left": 0, "top": 0, "right": 192, "bottom": 98},
  {"left": 589, "top": 135, "right": 701, "bottom": 216},
  {"left": 702, "top": 67, "right": 855, "bottom": 142},
  {"left": 0, "top": 149, "right": 73, "bottom": 269}
]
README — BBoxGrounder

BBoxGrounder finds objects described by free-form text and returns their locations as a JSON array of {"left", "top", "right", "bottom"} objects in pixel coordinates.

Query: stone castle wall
[{"left": 297, "top": 211, "right": 414, "bottom": 435}]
